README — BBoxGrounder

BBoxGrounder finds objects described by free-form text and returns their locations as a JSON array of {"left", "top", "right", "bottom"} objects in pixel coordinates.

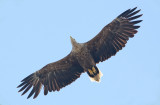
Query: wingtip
[
  {"left": 117, "top": 7, "right": 142, "bottom": 18},
  {"left": 134, "top": 7, "right": 138, "bottom": 9},
  {"left": 138, "top": 20, "right": 143, "bottom": 23},
  {"left": 132, "top": 7, "right": 137, "bottom": 10},
  {"left": 17, "top": 84, "right": 22, "bottom": 88},
  {"left": 21, "top": 93, "right": 24, "bottom": 96},
  {"left": 27, "top": 95, "right": 31, "bottom": 99},
  {"left": 33, "top": 94, "right": 39, "bottom": 99},
  {"left": 21, "top": 91, "right": 26, "bottom": 96},
  {"left": 140, "top": 14, "right": 143, "bottom": 16},
  {"left": 137, "top": 9, "right": 141, "bottom": 13}
]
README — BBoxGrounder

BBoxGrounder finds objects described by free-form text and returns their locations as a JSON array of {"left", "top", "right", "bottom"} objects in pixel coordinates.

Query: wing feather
[
  {"left": 86, "top": 7, "right": 142, "bottom": 63},
  {"left": 17, "top": 53, "right": 84, "bottom": 99}
]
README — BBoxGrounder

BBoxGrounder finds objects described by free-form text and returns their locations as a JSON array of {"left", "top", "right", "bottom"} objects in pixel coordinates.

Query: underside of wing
[
  {"left": 17, "top": 53, "right": 84, "bottom": 99},
  {"left": 86, "top": 7, "right": 142, "bottom": 63}
]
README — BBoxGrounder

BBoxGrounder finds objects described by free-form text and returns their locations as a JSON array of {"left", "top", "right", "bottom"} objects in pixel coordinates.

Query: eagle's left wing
[
  {"left": 86, "top": 7, "right": 142, "bottom": 63},
  {"left": 17, "top": 53, "right": 84, "bottom": 99}
]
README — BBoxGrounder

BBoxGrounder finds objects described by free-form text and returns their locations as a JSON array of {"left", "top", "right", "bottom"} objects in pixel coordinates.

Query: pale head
[
  {"left": 70, "top": 36, "right": 82, "bottom": 51},
  {"left": 70, "top": 36, "right": 77, "bottom": 46}
]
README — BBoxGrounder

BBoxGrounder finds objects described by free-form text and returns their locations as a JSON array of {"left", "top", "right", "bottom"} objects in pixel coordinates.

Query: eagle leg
[{"left": 87, "top": 66, "right": 103, "bottom": 82}]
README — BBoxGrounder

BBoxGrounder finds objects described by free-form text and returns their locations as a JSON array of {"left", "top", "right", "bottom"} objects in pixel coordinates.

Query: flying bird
[{"left": 17, "top": 7, "right": 142, "bottom": 99}]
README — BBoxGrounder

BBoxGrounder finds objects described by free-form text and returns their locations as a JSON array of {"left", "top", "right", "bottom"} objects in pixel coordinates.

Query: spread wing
[
  {"left": 17, "top": 53, "right": 84, "bottom": 99},
  {"left": 86, "top": 7, "right": 142, "bottom": 63}
]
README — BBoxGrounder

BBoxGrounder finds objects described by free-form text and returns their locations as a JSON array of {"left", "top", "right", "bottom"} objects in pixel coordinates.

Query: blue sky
[{"left": 0, "top": 0, "right": 160, "bottom": 105}]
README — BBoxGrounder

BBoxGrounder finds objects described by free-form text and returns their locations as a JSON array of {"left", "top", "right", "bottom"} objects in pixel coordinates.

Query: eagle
[{"left": 17, "top": 7, "right": 142, "bottom": 99}]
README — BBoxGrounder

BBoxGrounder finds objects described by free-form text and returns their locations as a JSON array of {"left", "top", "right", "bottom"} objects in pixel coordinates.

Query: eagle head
[{"left": 70, "top": 36, "right": 77, "bottom": 45}]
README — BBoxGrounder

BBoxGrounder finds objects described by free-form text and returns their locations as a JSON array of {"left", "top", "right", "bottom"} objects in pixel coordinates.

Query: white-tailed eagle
[{"left": 17, "top": 7, "right": 142, "bottom": 99}]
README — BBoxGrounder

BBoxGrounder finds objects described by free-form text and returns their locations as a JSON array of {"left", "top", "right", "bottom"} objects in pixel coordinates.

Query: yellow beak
[{"left": 70, "top": 36, "right": 73, "bottom": 40}]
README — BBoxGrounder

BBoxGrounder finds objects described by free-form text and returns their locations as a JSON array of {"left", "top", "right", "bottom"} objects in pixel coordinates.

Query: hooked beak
[{"left": 70, "top": 36, "right": 73, "bottom": 40}]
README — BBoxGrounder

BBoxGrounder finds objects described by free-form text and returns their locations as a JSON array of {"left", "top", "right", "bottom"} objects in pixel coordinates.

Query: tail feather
[{"left": 87, "top": 66, "right": 103, "bottom": 82}]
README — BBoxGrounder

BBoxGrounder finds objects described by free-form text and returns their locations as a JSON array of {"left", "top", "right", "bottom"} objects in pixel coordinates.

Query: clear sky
[{"left": 0, "top": 0, "right": 160, "bottom": 105}]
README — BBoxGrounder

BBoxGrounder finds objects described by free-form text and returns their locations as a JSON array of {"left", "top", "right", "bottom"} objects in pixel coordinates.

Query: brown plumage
[{"left": 17, "top": 7, "right": 142, "bottom": 99}]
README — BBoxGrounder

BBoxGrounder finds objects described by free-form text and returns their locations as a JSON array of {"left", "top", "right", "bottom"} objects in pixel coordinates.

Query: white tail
[{"left": 89, "top": 70, "right": 103, "bottom": 82}]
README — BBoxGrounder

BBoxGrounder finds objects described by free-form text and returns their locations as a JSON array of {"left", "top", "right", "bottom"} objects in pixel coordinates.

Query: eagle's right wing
[
  {"left": 17, "top": 53, "right": 84, "bottom": 99},
  {"left": 86, "top": 7, "right": 142, "bottom": 63}
]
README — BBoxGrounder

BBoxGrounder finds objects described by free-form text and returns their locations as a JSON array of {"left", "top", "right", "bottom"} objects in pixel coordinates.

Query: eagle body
[
  {"left": 18, "top": 7, "right": 143, "bottom": 99},
  {"left": 71, "top": 40, "right": 95, "bottom": 71},
  {"left": 70, "top": 38, "right": 101, "bottom": 81}
]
